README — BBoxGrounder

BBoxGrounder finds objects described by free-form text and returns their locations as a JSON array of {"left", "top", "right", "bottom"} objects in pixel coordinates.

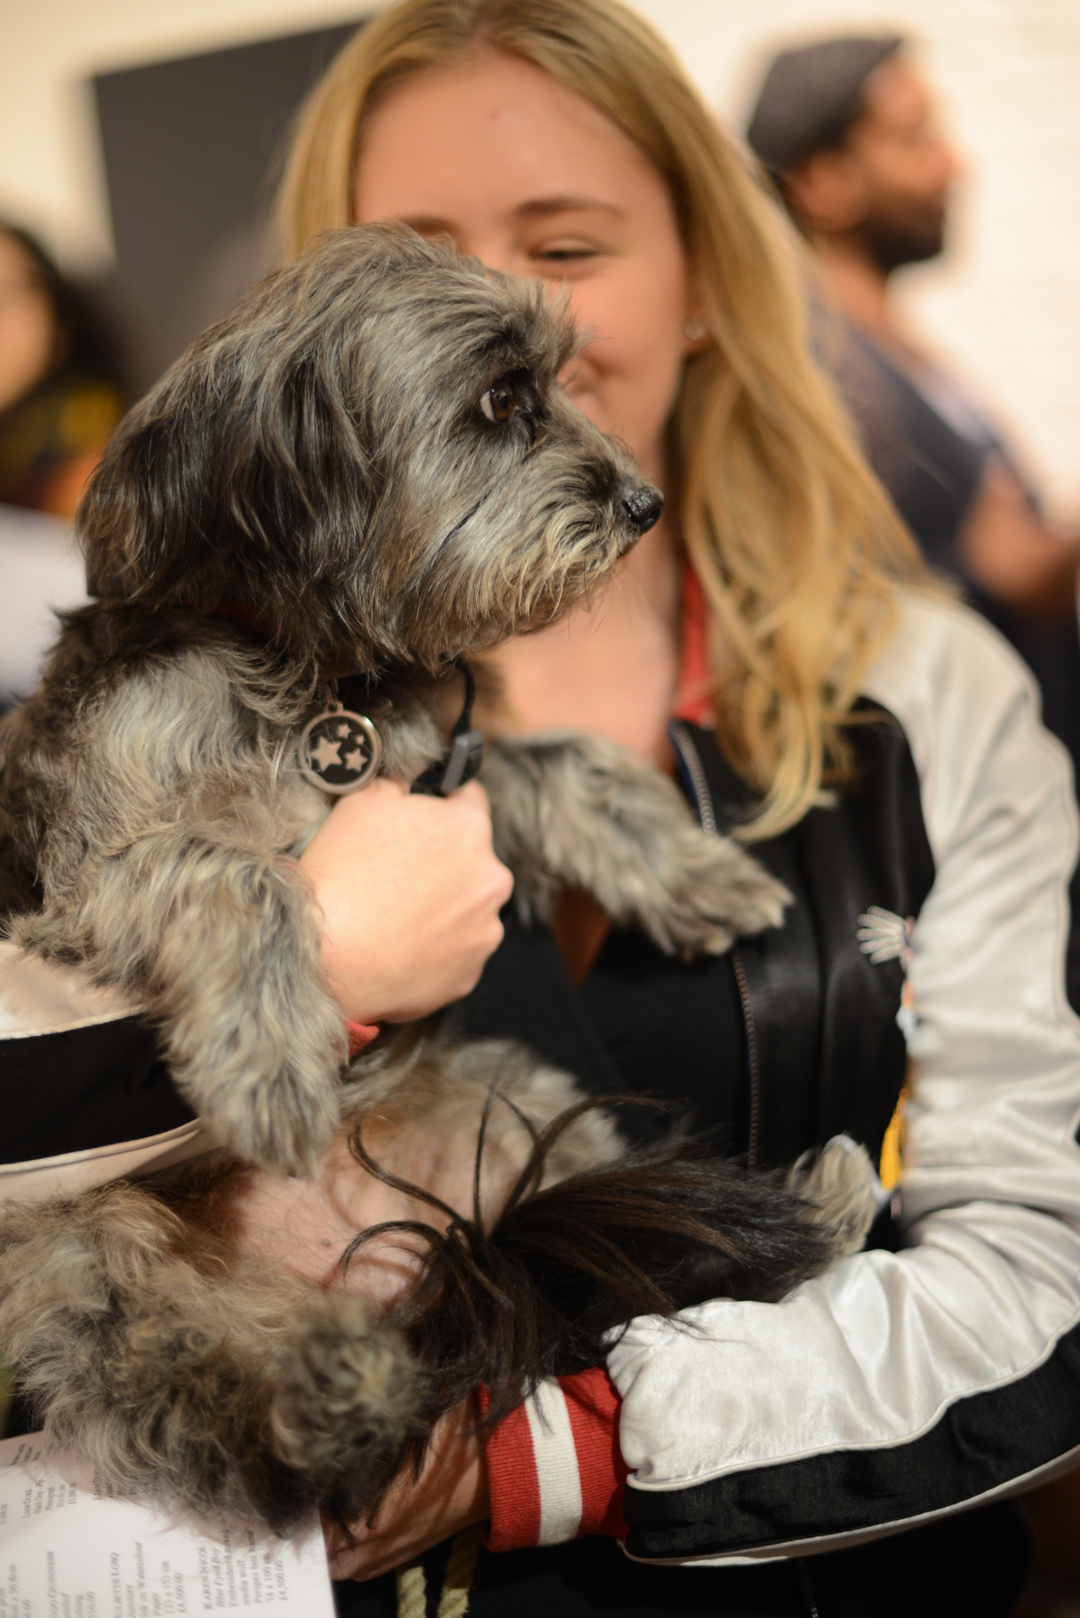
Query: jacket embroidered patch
[{"left": 857, "top": 905, "right": 917, "bottom": 1041}]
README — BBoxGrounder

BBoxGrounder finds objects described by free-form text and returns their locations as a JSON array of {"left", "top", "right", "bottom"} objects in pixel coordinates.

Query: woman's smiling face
[{"left": 353, "top": 45, "right": 696, "bottom": 489}]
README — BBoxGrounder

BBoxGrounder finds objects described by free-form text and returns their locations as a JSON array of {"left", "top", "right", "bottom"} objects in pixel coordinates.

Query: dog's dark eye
[{"left": 481, "top": 384, "right": 517, "bottom": 423}]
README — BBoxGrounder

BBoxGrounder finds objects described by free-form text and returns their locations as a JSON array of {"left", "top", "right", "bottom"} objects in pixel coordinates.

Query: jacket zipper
[
  {"left": 798, "top": 1560, "right": 820, "bottom": 1618},
  {"left": 730, "top": 947, "right": 761, "bottom": 1170},
  {"left": 669, "top": 722, "right": 761, "bottom": 1168},
  {"left": 669, "top": 722, "right": 716, "bottom": 834}
]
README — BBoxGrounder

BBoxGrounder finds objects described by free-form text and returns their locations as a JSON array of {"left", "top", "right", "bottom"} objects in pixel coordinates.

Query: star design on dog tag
[
  {"left": 298, "top": 708, "right": 383, "bottom": 796},
  {"left": 310, "top": 734, "right": 344, "bottom": 771}
]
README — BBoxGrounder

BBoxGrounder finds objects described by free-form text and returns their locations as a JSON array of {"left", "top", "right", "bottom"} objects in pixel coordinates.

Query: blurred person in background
[
  {"left": 0, "top": 224, "right": 110, "bottom": 706},
  {"left": 0, "top": 221, "right": 124, "bottom": 520},
  {"left": 746, "top": 36, "right": 1080, "bottom": 777}
]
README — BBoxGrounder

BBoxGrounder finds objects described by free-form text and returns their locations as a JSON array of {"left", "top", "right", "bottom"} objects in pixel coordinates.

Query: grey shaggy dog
[{"left": 0, "top": 225, "right": 875, "bottom": 1533}]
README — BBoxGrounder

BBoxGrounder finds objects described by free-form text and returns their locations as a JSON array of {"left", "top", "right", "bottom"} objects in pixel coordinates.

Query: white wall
[{"left": 2, "top": 0, "right": 1078, "bottom": 507}]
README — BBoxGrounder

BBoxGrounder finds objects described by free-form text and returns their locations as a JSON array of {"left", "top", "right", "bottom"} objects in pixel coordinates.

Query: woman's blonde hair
[{"left": 279, "top": 0, "right": 925, "bottom": 838}]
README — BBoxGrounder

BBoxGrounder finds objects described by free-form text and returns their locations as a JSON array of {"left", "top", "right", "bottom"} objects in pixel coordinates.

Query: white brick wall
[{"left": 1, "top": 0, "right": 1077, "bottom": 507}]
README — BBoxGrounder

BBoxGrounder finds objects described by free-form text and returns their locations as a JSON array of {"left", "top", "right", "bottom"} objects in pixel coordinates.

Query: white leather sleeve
[{"left": 607, "top": 594, "right": 1080, "bottom": 1559}]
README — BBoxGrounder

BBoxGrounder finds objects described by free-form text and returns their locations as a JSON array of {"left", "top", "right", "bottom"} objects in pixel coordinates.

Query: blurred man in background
[{"left": 746, "top": 36, "right": 1080, "bottom": 774}]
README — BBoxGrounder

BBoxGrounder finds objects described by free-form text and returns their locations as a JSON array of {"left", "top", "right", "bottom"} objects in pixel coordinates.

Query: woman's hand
[
  {"left": 300, "top": 778, "right": 513, "bottom": 1024},
  {"left": 324, "top": 1401, "right": 490, "bottom": 1581}
]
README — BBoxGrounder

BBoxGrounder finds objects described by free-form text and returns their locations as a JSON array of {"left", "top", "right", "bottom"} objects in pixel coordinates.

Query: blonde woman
[{"left": 279, "top": 3, "right": 1080, "bottom": 1612}]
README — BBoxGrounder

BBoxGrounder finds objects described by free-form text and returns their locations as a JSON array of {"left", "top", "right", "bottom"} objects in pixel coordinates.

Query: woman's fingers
[{"left": 300, "top": 777, "right": 513, "bottom": 1024}]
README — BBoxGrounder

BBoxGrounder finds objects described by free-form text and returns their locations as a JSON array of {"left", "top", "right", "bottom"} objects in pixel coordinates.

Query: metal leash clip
[
  {"left": 432, "top": 725, "right": 485, "bottom": 795},
  {"left": 411, "top": 662, "right": 484, "bottom": 797}
]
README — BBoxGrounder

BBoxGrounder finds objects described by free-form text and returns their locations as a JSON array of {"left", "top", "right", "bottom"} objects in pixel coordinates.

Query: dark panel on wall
[{"left": 92, "top": 21, "right": 364, "bottom": 394}]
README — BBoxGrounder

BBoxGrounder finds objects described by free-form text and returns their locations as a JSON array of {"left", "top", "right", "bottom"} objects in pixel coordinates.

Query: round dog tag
[{"left": 298, "top": 708, "right": 382, "bottom": 795}]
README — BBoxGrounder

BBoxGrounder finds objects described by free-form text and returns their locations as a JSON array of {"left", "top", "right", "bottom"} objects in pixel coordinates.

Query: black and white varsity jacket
[{"left": 464, "top": 591, "right": 1080, "bottom": 1564}]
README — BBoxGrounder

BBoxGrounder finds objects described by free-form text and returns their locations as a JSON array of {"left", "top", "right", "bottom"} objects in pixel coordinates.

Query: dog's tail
[{"left": 348, "top": 1105, "right": 877, "bottom": 1437}]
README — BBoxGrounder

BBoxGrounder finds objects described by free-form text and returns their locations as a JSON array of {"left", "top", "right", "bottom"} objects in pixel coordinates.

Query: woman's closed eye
[
  {"left": 524, "top": 231, "right": 615, "bottom": 275},
  {"left": 535, "top": 241, "right": 599, "bottom": 260},
  {"left": 529, "top": 242, "right": 605, "bottom": 275}
]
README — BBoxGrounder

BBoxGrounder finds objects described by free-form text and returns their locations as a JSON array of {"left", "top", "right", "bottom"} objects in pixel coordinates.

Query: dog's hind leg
[
  {"left": 483, "top": 733, "right": 789, "bottom": 957},
  {"left": 0, "top": 1184, "right": 420, "bottom": 1530},
  {"left": 16, "top": 825, "right": 345, "bottom": 1176}
]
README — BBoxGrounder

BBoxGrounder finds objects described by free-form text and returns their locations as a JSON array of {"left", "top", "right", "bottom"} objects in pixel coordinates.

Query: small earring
[{"left": 684, "top": 317, "right": 707, "bottom": 342}]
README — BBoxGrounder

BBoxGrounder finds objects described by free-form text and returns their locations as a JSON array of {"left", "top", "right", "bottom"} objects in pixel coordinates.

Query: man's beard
[{"left": 859, "top": 200, "right": 947, "bottom": 274}]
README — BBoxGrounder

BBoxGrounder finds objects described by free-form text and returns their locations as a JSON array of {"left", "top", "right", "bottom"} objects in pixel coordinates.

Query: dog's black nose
[{"left": 620, "top": 482, "right": 664, "bottom": 534}]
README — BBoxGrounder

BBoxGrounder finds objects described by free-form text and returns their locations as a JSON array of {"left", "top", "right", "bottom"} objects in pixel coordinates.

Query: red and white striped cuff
[{"left": 481, "top": 1368, "right": 628, "bottom": 1551}]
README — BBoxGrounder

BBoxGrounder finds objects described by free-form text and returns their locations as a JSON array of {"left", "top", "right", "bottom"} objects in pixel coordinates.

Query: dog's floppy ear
[
  {"left": 81, "top": 377, "right": 231, "bottom": 608},
  {"left": 80, "top": 312, "right": 381, "bottom": 667},
  {"left": 79, "top": 230, "right": 423, "bottom": 664}
]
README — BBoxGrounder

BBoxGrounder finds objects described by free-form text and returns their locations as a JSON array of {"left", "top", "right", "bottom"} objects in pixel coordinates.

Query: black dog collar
[
  {"left": 409, "top": 662, "right": 486, "bottom": 797},
  {"left": 85, "top": 593, "right": 482, "bottom": 802},
  {"left": 298, "top": 662, "right": 484, "bottom": 798}
]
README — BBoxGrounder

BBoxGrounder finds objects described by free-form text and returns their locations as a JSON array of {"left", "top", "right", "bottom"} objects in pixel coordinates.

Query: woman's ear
[{"left": 682, "top": 284, "right": 711, "bottom": 354}]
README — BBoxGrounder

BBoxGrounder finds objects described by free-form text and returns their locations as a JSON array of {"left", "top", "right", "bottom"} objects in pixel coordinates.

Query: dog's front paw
[
  {"left": 168, "top": 1001, "right": 346, "bottom": 1176},
  {"left": 669, "top": 834, "right": 790, "bottom": 954},
  {"left": 484, "top": 732, "right": 789, "bottom": 960},
  {"left": 151, "top": 849, "right": 352, "bottom": 1176},
  {"left": 233, "top": 1094, "right": 340, "bottom": 1180},
  {"left": 196, "top": 1050, "right": 343, "bottom": 1177},
  {"left": 627, "top": 829, "right": 789, "bottom": 958}
]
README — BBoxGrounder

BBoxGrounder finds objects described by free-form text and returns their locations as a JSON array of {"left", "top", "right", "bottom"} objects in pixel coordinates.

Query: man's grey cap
[{"left": 745, "top": 35, "right": 903, "bottom": 173}]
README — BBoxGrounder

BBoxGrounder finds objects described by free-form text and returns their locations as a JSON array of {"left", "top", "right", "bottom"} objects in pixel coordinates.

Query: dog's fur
[{"left": 0, "top": 225, "right": 875, "bottom": 1531}]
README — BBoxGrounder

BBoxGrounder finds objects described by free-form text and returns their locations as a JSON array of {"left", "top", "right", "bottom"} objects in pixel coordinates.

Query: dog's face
[{"left": 81, "top": 225, "right": 661, "bottom": 673}]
